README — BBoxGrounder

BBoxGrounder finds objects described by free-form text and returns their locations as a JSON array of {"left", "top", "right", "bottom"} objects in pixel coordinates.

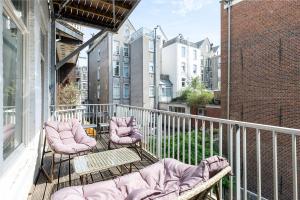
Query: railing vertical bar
[
  {"left": 195, "top": 119, "right": 198, "bottom": 165},
  {"left": 202, "top": 120, "right": 205, "bottom": 159},
  {"left": 149, "top": 112, "right": 153, "bottom": 154},
  {"left": 168, "top": 115, "right": 171, "bottom": 158},
  {"left": 292, "top": 134, "right": 298, "bottom": 200},
  {"left": 236, "top": 125, "right": 241, "bottom": 200},
  {"left": 182, "top": 117, "right": 186, "bottom": 163},
  {"left": 157, "top": 113, "right": 162, "bottom": 158},
  {"left": 188, "top": 118, "right": 191, "bottom": 164},
  {"left": 99, "top": 105, "right": 102, "bottom": 123},
  {"left": 219, "top": 123, "right": 223, "bottom": 200},
  {"left": 243, "top": 127, "right": 247, "bottom": 200},
  {"left": 172, "top": 116, "right": 175, "bottom": 159},
  {"left": 229, "top": 124, "right": 233, "bottom": 200},
  {"left": 177, "top": 117, "right": 180, "bottom": 161},
  {"left": 256, "top": 129, "right": 261, "bottom": 200},
  {"left": 272, "top": 131, "right": 278, "bottom": 200},
  {"left": 164, "top": 114, "right": 167, "bottom": 158},
  {"left": 210, "top": 121, "right": 214, "bottom": 157}
]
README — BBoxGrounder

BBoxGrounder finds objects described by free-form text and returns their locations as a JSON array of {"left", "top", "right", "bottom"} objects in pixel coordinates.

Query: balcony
[{"left": 25, "top": 104, "right": 300, "bottom": 200}]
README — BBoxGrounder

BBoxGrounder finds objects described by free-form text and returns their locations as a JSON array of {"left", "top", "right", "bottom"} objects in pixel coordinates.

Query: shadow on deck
[{"left": 28, "top": 133, "right": 157, "bottom": 200}]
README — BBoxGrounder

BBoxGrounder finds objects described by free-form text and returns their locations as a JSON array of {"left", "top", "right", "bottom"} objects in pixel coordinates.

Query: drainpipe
[
  {"left": 154, "top": 26, "right": 158, "bottom": 109},
  {"left": 227, "top": 0, "right": 232, "bottom": 120}
]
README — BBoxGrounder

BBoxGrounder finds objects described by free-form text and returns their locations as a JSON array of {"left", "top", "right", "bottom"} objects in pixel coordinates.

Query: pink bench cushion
[{"left": 51, "top": 156, "right": 230, "bottom": 200}]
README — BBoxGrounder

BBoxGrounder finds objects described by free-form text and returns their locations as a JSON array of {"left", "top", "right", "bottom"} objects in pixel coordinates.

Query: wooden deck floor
[{"left": 28, "top": 133, "right": 157, "bottom": 200}]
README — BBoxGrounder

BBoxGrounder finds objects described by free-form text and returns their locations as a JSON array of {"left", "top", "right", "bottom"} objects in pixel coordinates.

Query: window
[
  {"left": 149, "top": 62, "right": 154, "bottom": 73},
  {"left": 181, "top": 62, "right": 186, "bottom": 72},
  {"left": 181, "top": 78, "right": 186, "bottom": 87},
  {"left": 3, "top": 13, "right": 24, "bottom": 159},
  {"left": 82, "top": 82, "right": 88, "bottom": 90},
  {"left": 149, "top": 85, "right": 155, "bottom": 97},
  {"left": 123, "top": 84, "right": 130, "bottom": 98},
  {"left": 162, "top": 86, "right": 172, "bottom": 97},
  {"left": 201, "top": 70, "right": 204, "bottom": 81},
  {"left": 113, "top": 61, "right": 120, "bottom": 76},
  {"left": 206, "top": 44, "right": 210, "bottom": 52},
  {"left": 149, "top": 39, "right": 154, "bottom": 51},
  {"left": 200, "top": 56, "right": 204, "bottom": 66},
  {"left": 97, "top": 49, "right": 101, "bottom": 62},
  {"left": 113, "top": 40, "right": 120, "bottom": 55},
  {"left": 181, "top": 46, "right": 186, "bottom": 57},
  {"left": 169, "top": 106, "right": 185, "bottom": 113},
  {"left": 123, "top": 43, "right": 129, "bottom": 57},
  {"left": 97, "top": 85, "right": 100, "bottom": 99},
  {"left": 193, "top": 49, "right": 197, "bottom": 60},
  {"left": 193, "top": 65, "right": 197, "bottom": 74},
  {"left": 123, "top": 63, "right": 129, "bottom": 77},
  {"left": 113, "top": 79, "right": 120, "bottom": 99}
]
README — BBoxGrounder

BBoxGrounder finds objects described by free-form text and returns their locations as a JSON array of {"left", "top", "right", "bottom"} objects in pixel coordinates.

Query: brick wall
[{"left": 221, "top": 0, "right": 300, "bottom": 199}]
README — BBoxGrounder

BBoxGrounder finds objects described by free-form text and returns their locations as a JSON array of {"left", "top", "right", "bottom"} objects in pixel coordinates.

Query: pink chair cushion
[
  {"left": 52, "top": 156, "right": 230, "bottom": 200},
  {"left": 109, "top": 117, "right": 142, "bottom": 145},
  {"left": 116, "top": 127, "right": 132, "bottom": 137},
  {"left": 45, "top": 119, "right": 97, "bottom": 154}
]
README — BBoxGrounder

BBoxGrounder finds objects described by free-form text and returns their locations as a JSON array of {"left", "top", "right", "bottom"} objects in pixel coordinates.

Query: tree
[
  {"left": 57, "top": 81, "right": 80, "bottom": 105},
  {"left": 179, "top": 77, "right": 213, "bottom": 107}
]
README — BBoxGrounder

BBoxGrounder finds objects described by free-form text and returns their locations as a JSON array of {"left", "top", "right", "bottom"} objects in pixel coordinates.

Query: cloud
[{"left": 171, "top": 0, "right": 214, "bottom": 16}]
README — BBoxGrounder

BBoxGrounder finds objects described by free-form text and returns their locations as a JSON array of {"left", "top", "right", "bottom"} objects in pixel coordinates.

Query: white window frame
[
  {"left": 149, "top": 85, "right": 155, "bottom": 97},
  {"left": 181, "top": 78, "right": 186, "bottom": 87},
  {"left": 181, "top": 62, "right": 186, "bottom": 73},
  {"left": 149, "top": 39, "right": 154, "bottom": 52},
  {"left": 123, "top": 63, "right": 129, "bottom": 77},
  {"left": 149, "top": 62, "right": 154, "bottom": 73},
  {"left": 193, "top": 64, "right": 197, "bottom": 74},
  {"left": 113, "top": 79, "right": 121, "bottom": 99},
  {"left": 123, "top": 83, "right": 130, "bottom": 99},
  {"left": 193, "top": 49, "right": 197, "bottom": 60},
  {"left": 123, "top": 43, "right": 129, "bottom": 57},
  {"left": 1, "top": 0, "right": 29, "bottom": 165},
  {"left": 113, "top": 40, "right": 120, "bottom": 55},
  {"left": 113, "top": 61, "right": 120, "bottom": 76},
  {"left": 181, "top": 46, "right": 186, "bottom": 57}
]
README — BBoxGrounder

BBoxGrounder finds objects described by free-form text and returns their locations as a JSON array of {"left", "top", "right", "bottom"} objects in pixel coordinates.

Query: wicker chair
[
  {"left": 44, "top": 119, "right": 97, "bottom": 186},
  {"left": 108, "top": 116, "right": 142, "bottom": 158}
]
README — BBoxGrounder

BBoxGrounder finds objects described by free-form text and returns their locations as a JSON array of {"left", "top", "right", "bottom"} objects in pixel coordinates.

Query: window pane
[
  {"left": 113, "top": 79, "right": 120, "bottom": 99},
  {"left": 123, "top": 63, "right": 129, "bottom": 77},
  {"left": 181, "top": 46, "right": 186, "bottom": 57},
  {"left": 123, "top": 44, "right": 129, "bottom": 57},
  {"left": 149, "top": 40, "right": 154, "bottom": 51},
  {"left": 123, "top": 84, "right": 129, "bottom": 98},
  {"left": 3, "top": 14, "right": 23, "bottom": 159},
  {"left": 113, "top": 61, "right": 120, "bottom": 76},
  {"left": 149, "top": 62, "right": 154, "bottom": 73},
  {"left": 113, "top": 40, "right": 120, "bottom": 55}
]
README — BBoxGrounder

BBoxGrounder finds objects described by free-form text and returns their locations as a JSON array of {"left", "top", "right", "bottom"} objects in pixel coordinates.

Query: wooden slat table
[{"left": 73, "top": 148, "right": 141, "bottom": 183}]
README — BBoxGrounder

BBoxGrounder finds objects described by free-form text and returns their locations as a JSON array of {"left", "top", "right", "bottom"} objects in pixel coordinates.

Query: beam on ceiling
[
  {"left": 57, "top": 0, "right": 72, "bottom": 16},
  {"left": 56, "top": 29, "right": 108, "bottom": 70}
]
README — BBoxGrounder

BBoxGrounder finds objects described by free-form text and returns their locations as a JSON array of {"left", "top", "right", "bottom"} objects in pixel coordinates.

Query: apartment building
[
  {"left": 162, "top": 36, "right": 219, "bottom": 98},
  {"left": 221, "top": 0, "right": 300, "bottom": 199},
  {"left": 210, "top": 46, "right": 221, "bottom": 90},
  {"left": 87, "top": 20, "right": 135, "bottom": 105},
  {"left": 130, "top": 27, "right": 162, "bottom": 108},
  {"left": 76, "top": 55, "right": 88, "bottom": 103}
]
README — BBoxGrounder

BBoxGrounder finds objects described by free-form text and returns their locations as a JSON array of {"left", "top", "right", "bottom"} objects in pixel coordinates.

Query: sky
[
  {"left": 129, "top": 0, "right": 221, "bottom": 46},
  {"left": 79, "top": 0, "right": 221, "bottom": 61}
]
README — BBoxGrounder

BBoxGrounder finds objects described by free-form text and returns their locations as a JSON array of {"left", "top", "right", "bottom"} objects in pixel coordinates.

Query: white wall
[
  {"left": 162, "top": 43, "right": 178, "bottom": 98},
  {"left": 0, "top": 0, "right": 50, "bottom": 199}
]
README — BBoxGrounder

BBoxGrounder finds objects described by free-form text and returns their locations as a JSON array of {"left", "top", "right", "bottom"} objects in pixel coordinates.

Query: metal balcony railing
[{"left": 50, "top": 104, "right": 300, "bottom": 200}]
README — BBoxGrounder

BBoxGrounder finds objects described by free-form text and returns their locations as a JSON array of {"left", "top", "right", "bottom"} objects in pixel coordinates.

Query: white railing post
[
  {"left": 256, "top": 129, "right": 261, "bottom": 199},
  {"left": 292, "top": 135, "right": 298, "bottom": 200},
  {"left": 156, "top": 113, "right": 162, "bottom": 158},
  {"left": 273, "top": 131, "right": 278, "bottom": 200},
  {"left": 235, "top": 125, "right": 241, "bottom": 200},
  {"left": 243, "top": 127, "right": 247, "bottom": 200}
]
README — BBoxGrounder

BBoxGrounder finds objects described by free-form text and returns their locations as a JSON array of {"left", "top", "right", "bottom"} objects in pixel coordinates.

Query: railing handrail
[{"left": 115, "top": 104, "right": 300, "bottom": 135}]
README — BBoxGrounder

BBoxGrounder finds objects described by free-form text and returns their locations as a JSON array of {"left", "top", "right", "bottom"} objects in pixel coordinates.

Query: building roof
[
  {"left": 51, "top": 0, "right": 140, "bottom": 31},
  {"left": 163, "top": 36, "right": 209, "bottom": 49},
  {"left": 160, "top": 74, "right": 173, "bottom": 86},
  {"left": 212, "top": 46, "right": 220, "bottom": 53}
]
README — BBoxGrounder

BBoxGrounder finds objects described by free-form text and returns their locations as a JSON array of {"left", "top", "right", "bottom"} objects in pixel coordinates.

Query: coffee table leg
[
  {"left": 80, "top": 176, "right": 83, "bottom": 184},
  {"left": 129, "top": 163, "right": 132, "bottom": 173}
]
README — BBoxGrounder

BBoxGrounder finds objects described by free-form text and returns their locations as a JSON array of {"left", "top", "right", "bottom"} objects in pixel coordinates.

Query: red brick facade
[{"left": 221, "top": 0, "right": 300, "bottom": 199}]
